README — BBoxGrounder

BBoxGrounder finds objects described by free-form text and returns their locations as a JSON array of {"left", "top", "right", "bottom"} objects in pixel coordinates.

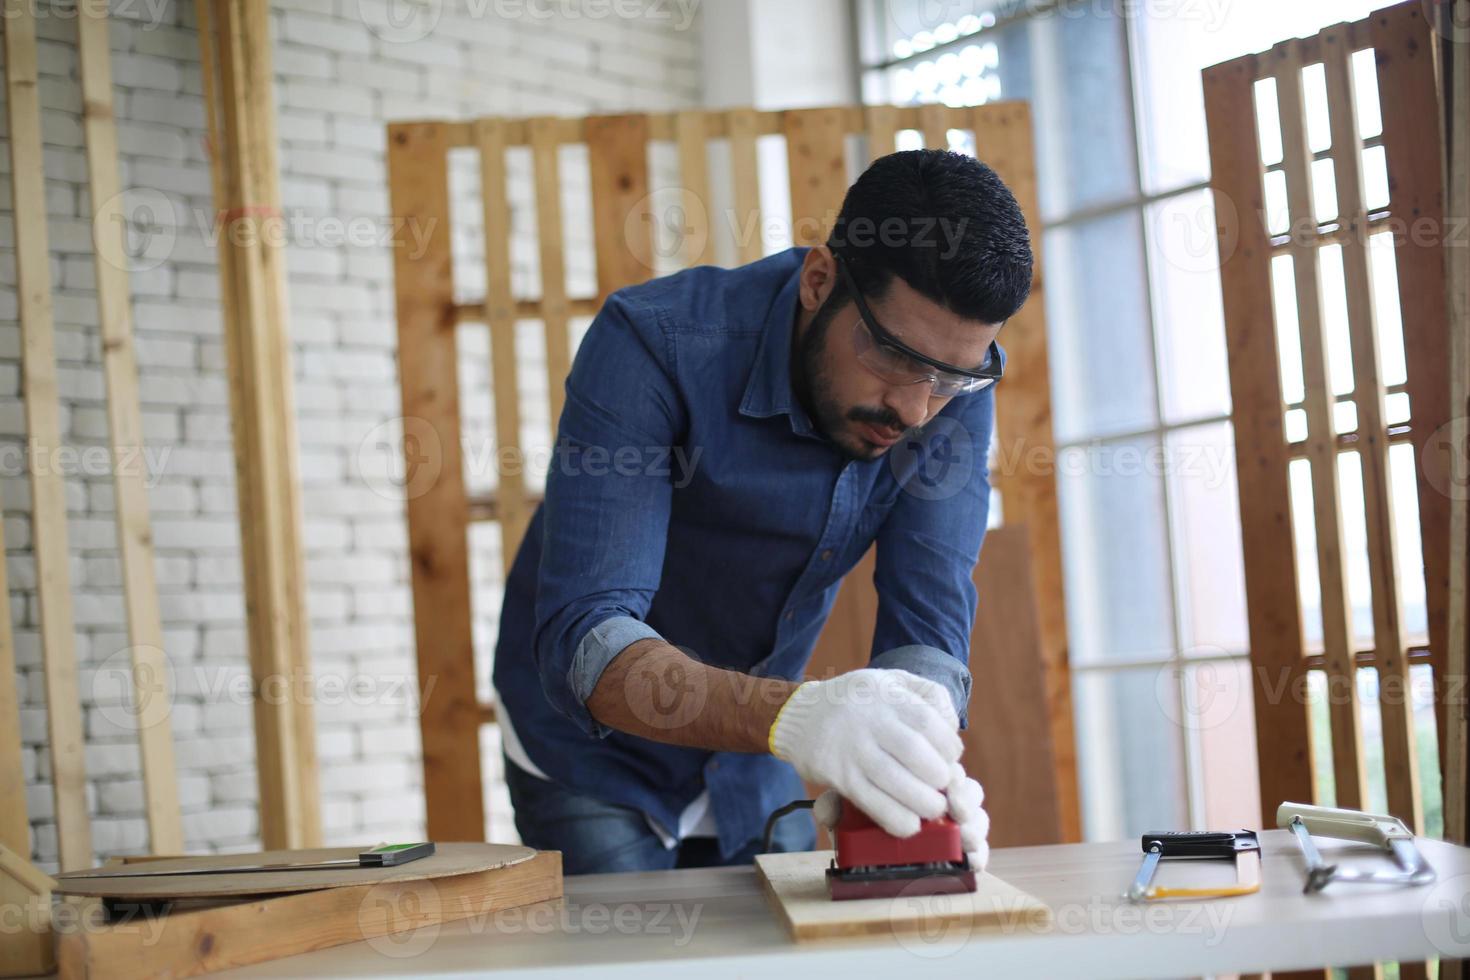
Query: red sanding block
[{"left": 825, "top": 801, "right": 977, "bottom": 901}]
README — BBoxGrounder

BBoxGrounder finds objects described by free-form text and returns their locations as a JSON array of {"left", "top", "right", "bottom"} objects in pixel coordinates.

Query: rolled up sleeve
[
  {"left": 870, "top": 379, "right": 998, "bottom": 729},
  {"left": 532, "top": 296, "right": 685, "bottom": 738}
]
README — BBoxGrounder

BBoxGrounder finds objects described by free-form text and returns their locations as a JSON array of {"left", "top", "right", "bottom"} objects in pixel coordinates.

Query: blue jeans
[{"left": 503, "top": 753, "right": 815, "bottom": 875}]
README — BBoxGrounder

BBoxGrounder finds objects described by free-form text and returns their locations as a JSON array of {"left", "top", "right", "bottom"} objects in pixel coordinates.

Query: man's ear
[{"left": 798, "top": 245, "right": 838, "bottom": 313}]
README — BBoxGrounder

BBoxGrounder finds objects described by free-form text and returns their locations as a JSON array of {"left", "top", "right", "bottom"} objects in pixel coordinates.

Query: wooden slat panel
[
  {"left": 972, "top": 100, "right": 1079, "bottom": 842},
  {"left": 1370, "top": 2, "right": 1455, "bottom": 796},
  {"left": 1205, "top": 52, "right": 1317, "bottom": 822},
  {"left": 454, "top": 298, "right": 600, "bottom": 322},
  {"left": 865, "top": 104, "right": 899, "bottom": 162},
  {"left": 386, "top": 121, "right": 485, "bottom": 841},
  {"left": 3, "top": 0, "right": 92, "bottom": 871},
  {"left": 0, "top": 495, "right": 25, "bottom": 857},
  {"left": 919, "top": 102, "right": 951, "bottom": 151},
  {"left": 1325, "top": 22, "right": 1423, "bottom": 833},
  {"left": 586, "top": 114, "right": 652, "bottom": 303},
  {"left": 727, "top": 108, "right": 764, "bottom": 265},
  {"left": 783, "top": 107, "right": 849, "bottom": 247},
  {"left": 965, "top": 526, "right": 1062, "bottom": 845},
  {"left": 77, "top": 2, "right": 183, "bottom": 855},
  {"left": 198, "top": 0, "right": 319, "bottom": 849},
  {"left": 675, "top": 110, "right": 712, "bottom": 267},
  {"left": 1274, "top": 43, "right": 1368, "bottom": 810},
  {"left": 477, "top": 119, "right": 530, "bottom": 580},
  {"left": 530, "top": 116, "right": 573, "bottom": 432}
]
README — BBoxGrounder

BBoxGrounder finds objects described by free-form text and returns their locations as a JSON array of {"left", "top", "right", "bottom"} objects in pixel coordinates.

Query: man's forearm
[{"left": 586, "top": 638, "right": 798, "bottom": 753}]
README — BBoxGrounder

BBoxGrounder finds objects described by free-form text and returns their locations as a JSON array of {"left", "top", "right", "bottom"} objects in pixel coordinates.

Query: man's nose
[{"left": 883, "top": 381, "right": 933, "bottom": 430}]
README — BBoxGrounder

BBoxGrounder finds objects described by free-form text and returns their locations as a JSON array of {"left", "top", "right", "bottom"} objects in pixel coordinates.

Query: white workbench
[{"left": 220, "top": 830, "right": 1470, "bottom": 978}]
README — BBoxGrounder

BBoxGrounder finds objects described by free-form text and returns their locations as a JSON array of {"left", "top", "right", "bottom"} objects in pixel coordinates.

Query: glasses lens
[{"left": 853, "top": 318, "right": 927, "bottom": 383}]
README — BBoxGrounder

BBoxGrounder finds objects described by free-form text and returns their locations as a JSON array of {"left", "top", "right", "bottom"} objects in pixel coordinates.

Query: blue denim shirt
[{"left": 493, "top": 247, "right": 998, "bottom": 860}]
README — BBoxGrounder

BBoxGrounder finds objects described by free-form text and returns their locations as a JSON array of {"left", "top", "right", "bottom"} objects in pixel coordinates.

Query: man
[{"left": 492, "top": 148, "right": 1033, "bottom": 874}]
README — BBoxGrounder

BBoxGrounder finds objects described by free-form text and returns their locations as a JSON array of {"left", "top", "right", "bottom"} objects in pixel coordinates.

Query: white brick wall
[{"left": 1, "top": 0, "right": 702, "bottom": 871}]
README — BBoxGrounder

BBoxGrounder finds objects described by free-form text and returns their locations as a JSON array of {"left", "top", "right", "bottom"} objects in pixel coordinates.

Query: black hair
[{"left": 826, "top": 148, "right": 1033, "bottom": 325}]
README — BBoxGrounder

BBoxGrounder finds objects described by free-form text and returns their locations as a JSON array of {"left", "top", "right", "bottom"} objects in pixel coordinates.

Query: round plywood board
[{"left": 52, "top": 843, "right": 538, "bottom": 899}]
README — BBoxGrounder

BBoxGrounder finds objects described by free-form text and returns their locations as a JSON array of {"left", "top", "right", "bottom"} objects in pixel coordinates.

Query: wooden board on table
[
  {"left": 56, "top": 850, "right": 562, "bottom": 980},
  {"left": 52, "top": 843, "right": 536, "bottom": 900},
  {"left": 755, "top": 850, "right": 1050, "bottom": 942}
]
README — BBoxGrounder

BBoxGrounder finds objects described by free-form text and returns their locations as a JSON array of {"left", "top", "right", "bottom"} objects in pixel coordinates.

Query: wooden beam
[
  {"left": 386, "top": 121, "right": 484, "bottom": 841},
  {"left": 783, "top": 108, "right": 848, "bottom": 246},
  {"left": 1205, "top": 52, "right": 1317, "bottom": 822},
  {"left": 1275, "top": 41, "right": 1369, "bottom": 810},
  {"left": 76, "top": 1, "right": 183, "bottom": 856},
  {"left": 586, "top": 114, "right": 653, "bottom": 304},
  {"left": 0, "top": 494, "right": 26, "bottom": 859},
  {"left": 972, "top": 100, "right": 1080, "bottom": 842},
  {"left": 477, "top": 118, "right": 531, "bottom": 580},
  {"left": 3, "top": 0, "right": 92, "bottom": 872},
  {"left": 675, "top": 110, "right": 713, "bottom": 267},
  {"left": 727, "top": 108, "right": 764, "bottom": 265},
  {"left": 196, "top": 0, "right": 319, "bottom": 849}
]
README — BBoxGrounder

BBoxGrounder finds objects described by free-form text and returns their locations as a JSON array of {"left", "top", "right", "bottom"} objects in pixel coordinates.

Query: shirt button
[
  {"left": 784, "top": 610, "right": 794, "bottom": 621},
  {"left": 821, "top": 549, "right": 833, "bottom": 561}
]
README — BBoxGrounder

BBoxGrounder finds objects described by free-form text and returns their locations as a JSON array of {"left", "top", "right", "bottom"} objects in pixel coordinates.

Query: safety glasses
[{"left": 835, "top": 252, "right": 1003, "bottom": 397}]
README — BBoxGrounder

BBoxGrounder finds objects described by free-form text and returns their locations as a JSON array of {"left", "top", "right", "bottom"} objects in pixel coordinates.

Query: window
[{"left": 856, "top": 0, "right": 1422, "bottom": 840}]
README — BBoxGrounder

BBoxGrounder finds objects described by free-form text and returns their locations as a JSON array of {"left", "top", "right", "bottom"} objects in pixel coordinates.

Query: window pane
[
  {"left": 1076, "top": 667, "right": 1187, "bottom": 841},
  {"left": 1058, "top": 434, "right": 1175, "bottom": 665},
  {"left": 1146, "top": 188, "right": 1232, "bottom": 423},
  {"left": 1006, "top": 9, "right": 1137, "bottom": 221},
  {"left": 1131, "top": 0, "right": 1408, "bottom": 195},
  {"left": 1046, "top": 210, "right": 1157, "bottom": 442},
  {"left": 1168, "top": 422, "right": 1249, "bottom": 655},
  {"left": 1185, "top": 658, "right": 1261, "bottom": 829}
]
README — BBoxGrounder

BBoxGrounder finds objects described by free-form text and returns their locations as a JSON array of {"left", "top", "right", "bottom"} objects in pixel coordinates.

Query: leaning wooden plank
[
  {"left": 586, "top": 114, "right": 653, "bottom": 303},
  {"left": 965, "top": 525, "right": 1062, "bottom": 845},
  {"left": 1204, "top": 52, "right": 1317, "bottom": 821},
  {"left": 2, "top": 0, "right": 92, "bottom": 872},
  {"left": 530, "top": 117, "right": 573, "bottom": 430},
  {"left": 197, "top": 0, "right": 319, "bottom": 848},
  {"left": 1444, "top": 0, "right": 1470, "bottom": 853},
  {"left": 477, "top": 119, "right": 531, "bottom": 580},
  {"left": 56, "top": 851, "right": 562, "bottom": 980},
  {"left": 783, "top": 107, "right": 849, "bottom": 246},
  {"left": 75, "top": 1, "right": 183, "bottom": 856},
  {"left": 1276, "top": 41, "right": 1368, "bottom": 811},
  {"left": 726, "top": 108, "right": 764, "bottom": 265},
  {"left": 0, "top": 494, "right": 26, "bottom": 860},
  {"left": 1369, "top": 2, "right": 1455, "bottom": 794},
  {"left": 675, "top": 110, "right": 712, "bottom": 267},
  {"left": 0, "top": 844, "right": 57, "bottom": 977},
  {"left": 386, "top": 121, "right": 485, "bottom": 842},
  {"left": 1327, "top": 21, "right": 1422, "bottom": 833},
  {"left": 972, "top": 100, "right": 1079, "bottom": 842}
]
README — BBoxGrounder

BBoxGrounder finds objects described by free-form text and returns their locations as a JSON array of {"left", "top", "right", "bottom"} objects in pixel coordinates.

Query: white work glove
[
  {"left": 814, "top": 762, "right": 991, "bottom": 874},
  {"left": 769, "top": 668, "right": 963, "bottom": 838}
]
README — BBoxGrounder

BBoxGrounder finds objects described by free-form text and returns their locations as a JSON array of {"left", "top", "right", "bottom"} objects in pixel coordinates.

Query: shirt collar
[{"left": 739, "top": 248, "right": 816, "bottom": 436}]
